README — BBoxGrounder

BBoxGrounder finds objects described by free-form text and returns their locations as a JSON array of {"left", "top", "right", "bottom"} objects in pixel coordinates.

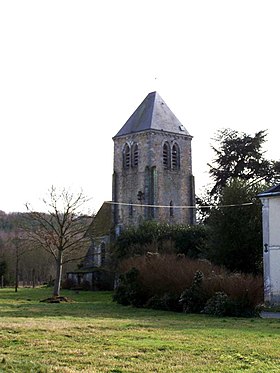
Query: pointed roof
[
  {"left": 87, "top": 202, "right": 114, "bottom": 238},
  {"left": 258, "top": 184, "right": 280, "bottom": 198},
  {"left": 114, "top": 92, "right": 191, "bottom": 138}
]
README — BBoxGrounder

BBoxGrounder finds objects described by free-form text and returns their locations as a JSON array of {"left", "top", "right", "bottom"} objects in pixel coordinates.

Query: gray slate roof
[
  {"left": 258, "top": 184, "right": 280, "bottom": 198},
  {"left": 114, "top": 92, "right": 191, "bottom": 138}
]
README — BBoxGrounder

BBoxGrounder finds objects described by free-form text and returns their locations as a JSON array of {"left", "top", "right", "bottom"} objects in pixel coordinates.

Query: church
[
  {"left": 67, "top": 92, "right": 195, "bottom": 289},
  {"left": 113, "top": 91, "right": 195, "bottom": 230}
]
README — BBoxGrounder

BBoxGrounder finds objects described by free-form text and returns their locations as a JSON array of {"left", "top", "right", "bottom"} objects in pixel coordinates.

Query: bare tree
[
  {"left": 6, "top": 214, "right": 31, "bottom": 292},
  {"left": 25, "top": 186, "right": 92, "bottom": 297},
  {"left": 11, "top": 232, "right": 28, "bottom": 292}
]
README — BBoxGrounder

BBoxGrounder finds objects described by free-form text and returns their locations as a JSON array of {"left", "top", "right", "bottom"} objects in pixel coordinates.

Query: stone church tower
[{"left": 112, "top": 92, "right": 195, "bottom": 231}]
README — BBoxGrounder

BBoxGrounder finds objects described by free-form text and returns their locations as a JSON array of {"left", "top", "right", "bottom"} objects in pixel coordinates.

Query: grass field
[{"left": 1, "top": 287, "right": 280, "bottom": 372}]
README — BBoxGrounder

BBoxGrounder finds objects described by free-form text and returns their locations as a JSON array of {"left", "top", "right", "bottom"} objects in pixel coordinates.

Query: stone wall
[{"left": 112, "top": 130, "right": 195, "bottom": 228}]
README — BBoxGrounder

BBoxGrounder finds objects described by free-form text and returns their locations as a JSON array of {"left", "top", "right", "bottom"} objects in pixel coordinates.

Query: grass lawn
[{"left": 0, "top": 287, "right": 280, "bottom": 372}]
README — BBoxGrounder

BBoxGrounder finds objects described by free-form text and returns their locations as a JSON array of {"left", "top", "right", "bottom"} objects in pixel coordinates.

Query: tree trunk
[
  {"left": 32, "top": 268, "right": 35, "bottom": 288},
  {"left": 15, "top": 248, "right": 19, "bottom": 293},
  {"left": 53, "top": 250, "right": 63, "bottom": 297}
]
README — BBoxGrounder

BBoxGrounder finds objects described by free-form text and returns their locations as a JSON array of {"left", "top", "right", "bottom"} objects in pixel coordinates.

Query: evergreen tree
[
  {"left": 207, "top": 179, "right": 263, "bottom": 274},
  {"left": 208, "top": 129, "right": 280, "bottom": 196}
]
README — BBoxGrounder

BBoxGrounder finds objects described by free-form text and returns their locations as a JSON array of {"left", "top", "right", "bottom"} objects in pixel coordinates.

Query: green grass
[{"left": 0, "top": 288, "right": 280, "bottom": 372}]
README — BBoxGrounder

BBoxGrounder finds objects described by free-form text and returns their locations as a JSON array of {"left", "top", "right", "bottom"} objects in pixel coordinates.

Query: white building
[{"left": 258, "top": 184, "right": 280, "bottom": 305}]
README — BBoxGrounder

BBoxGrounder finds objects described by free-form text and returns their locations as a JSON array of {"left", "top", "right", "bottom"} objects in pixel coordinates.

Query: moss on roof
[{"left": 87, "top": 202, "right": 114, "bottom": 238}]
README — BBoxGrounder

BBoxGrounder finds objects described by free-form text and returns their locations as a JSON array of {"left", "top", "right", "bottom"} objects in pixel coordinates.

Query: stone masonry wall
[{"left": 112, "top": 130, "right": 194, "bottom": 228}]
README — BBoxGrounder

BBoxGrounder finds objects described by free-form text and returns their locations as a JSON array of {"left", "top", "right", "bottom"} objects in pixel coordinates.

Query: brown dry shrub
[{"left": 119, "top": 254, "right": 263, "bottom": 307}]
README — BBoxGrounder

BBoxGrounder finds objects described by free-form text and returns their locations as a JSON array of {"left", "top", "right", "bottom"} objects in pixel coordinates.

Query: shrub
[
  {"left": 115, "top": 254, "right": 263, "bottom": 316},
  {"left": 119, "top": 255, "right": 218, "bottom": 296},
  {"left": 226, "top": 292, "right": 258, "bottom": 317},
  {"left": 113, "top": 267, "right": 148, "bottom": 307},
  {"left": 113, "top": 222, "right": 209, "bottom": 259},
  {"left": 61, "top": 278, "right": 91, "bottom": 291},
  {"left": 171, "top": 225, "right": 209, "bottom": 258},
  {"left": 145, "top": 293, "right": 182, "bottom": 312},
  {"left": 204, "top": 290, "right": 258, "bottom": 317},
  {"left": 179, "top": 271, "right": 208, "bottom": 313},
  {"left": 203, "top": 292, "right": 229, "bottom": 316},
  {"left": 61, "top": 278, "right": 75, "bottom": 290}
]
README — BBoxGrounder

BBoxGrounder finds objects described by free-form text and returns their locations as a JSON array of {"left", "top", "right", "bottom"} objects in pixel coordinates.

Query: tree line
[{"left": 0, "top": 188, "right": 93, "bottom": 297}]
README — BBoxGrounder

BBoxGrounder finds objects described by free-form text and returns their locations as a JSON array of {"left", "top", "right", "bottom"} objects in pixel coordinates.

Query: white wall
[{"left": 261, "top": 196, "right": 280, "bottom": 304}]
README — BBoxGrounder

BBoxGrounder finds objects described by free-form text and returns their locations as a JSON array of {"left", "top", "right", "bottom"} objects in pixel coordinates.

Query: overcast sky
[{"left": 1, "top": 0, "right": 280, "bottom": 213}]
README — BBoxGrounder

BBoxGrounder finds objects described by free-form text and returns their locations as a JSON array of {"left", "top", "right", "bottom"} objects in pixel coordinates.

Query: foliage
[
  {"left": 0, "top": 211, "right": 56, "bottom": 287},
  {"left": 206, "top": 179, "right": 263, "bottom": 274},
  {"left": 0, "top": 260, "right": 7, "bottom": 277},
  {"left": 113, "top": 220, "right": 209, "bottom": 259},
  {"left": 145, "top": 293, "right": 182, "bottom": 312},
  {"left": 203, "top": 291, "right": 229, "bottom": 316},
  {"left": 200, "top": 128, "right": 280, "bottom": 275},
  {"left": 114, "top": 254, "right": 263, "bottom": 315},
  {"left": 173, "top": 224, "right": 209, "bottom": 258},
  {"left": 208, "top": 128, "right": 280, "bottom": 196},
  {"left": 203, "top": 291, "right": 257, "bottom": 318},
  {"left": 179, "top": 271, "right": 208, "bottom": 313},
  {"left": 113, "top": 267, "right": 148, "bottom": 307}
]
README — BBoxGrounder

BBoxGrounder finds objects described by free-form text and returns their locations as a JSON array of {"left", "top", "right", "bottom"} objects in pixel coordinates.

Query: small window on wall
[
  {"left": 172, "top": 143, "right": 180, "bottom": 170},
  {"left": 123, "top": 143, "right": 130, "bottom": 169},
  {"left": 129, "top": 200, "right": 133, "bottom": 217},
  {"left": 163, "top": 142, "right": 170, "bottom": 170},
  {"left": 101, "top": 242, "right": 106, "bottom": 266},
  {"left": 132, "top": 143, "right": 139, "bottom": 167}
]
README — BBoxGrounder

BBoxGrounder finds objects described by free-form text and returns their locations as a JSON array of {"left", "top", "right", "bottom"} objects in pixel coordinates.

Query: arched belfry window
[
  {"left": 172, "top": 143, "right": 180, "bottom": 170},
  {"left": 132, "top": 143, "right": 139, "bottom": 168},
  {"left": 163, "top": 142, "right": 171, "bottom": 170},
  {"left": 123, "top": 143, "right": 130, "bottom": 169}
]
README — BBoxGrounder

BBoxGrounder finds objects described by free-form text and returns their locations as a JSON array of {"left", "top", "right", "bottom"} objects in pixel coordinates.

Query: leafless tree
[
  {"left": 6, "top": 215, "right": 31, "bottom": 292},
  {"left": 10, "top": 232, "right": 28, "bottom": 292},
  {"left": 25, "top": 186, "right": 93, "bottom": 297}
]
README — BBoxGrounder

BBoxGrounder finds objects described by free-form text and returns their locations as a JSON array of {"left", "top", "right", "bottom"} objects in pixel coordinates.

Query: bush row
[
  {"left": 113, "top": 221, "right": 208, "bottom": 259},
  {"left": 113, "top": 254, "right": 263, "bottom": 317}
]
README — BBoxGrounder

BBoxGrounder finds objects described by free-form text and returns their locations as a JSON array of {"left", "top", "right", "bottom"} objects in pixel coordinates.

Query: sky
[{"left": 1, "top": 0, "right": 280, "bottom": 213}]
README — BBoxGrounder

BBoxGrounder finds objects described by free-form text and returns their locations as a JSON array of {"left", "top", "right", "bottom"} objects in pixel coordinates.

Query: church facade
[{"left": 112, "top": 91, "right": 195, "bottom": 231}]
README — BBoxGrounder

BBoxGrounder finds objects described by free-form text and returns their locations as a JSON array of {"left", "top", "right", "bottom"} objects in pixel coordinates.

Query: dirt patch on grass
[{"left": 40, "top": 296, "right": 73, "bottom": 303}]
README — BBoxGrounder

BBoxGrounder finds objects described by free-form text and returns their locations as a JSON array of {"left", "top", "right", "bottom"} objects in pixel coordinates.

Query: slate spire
[{"left": 114, "top": 92, "right": 190, "bottom": 138}]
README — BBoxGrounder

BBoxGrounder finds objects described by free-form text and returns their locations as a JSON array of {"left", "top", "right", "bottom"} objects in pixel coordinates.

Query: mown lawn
[{"left": 0, "top": 287, "right": 280, "bottom": 372}]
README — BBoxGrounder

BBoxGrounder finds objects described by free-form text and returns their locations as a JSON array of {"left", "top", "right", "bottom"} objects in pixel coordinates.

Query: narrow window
[
  {"left": 129, "top": 200, "right": 133, "bottom": 217},
  {"left": 170, "top": 201, "right": 174, "bottom": 217},
  {"left": 132, "top": 143, "right": 139, "bottom": 167},
  {"left": 172, "top": 143, "right": 180, "bottom": 170},
  {"left": 163, "top": 142, "right": 170, "bottom": 170},
  {"left": 123, "top": 143, "right": 130, "bottom": 169},
  {"left": 101, "top": 242, "right": 106, "bottom": 266}
]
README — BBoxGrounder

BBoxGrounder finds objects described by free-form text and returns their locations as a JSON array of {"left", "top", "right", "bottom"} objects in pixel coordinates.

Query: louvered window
[
  {"left": 163, "top": 142, "right": 170, "bottom": 169},
  {"left": 172, "top": 143, "right": 180, "bottom": 170},
  {"left": 132, "top": 143, "right": 139, "bottom": 167},
  {"left": 123, "top": 144, "right": 130, "bottom": 169}
]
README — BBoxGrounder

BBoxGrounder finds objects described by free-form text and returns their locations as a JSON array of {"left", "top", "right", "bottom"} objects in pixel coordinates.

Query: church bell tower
[{"left": 112, "top": 92, "right": 195, "bottom": 231}]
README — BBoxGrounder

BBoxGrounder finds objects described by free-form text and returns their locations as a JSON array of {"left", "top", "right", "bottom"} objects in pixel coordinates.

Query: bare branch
[{"left": 23, "top": 186, "right": 93, "bottom": 297}]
